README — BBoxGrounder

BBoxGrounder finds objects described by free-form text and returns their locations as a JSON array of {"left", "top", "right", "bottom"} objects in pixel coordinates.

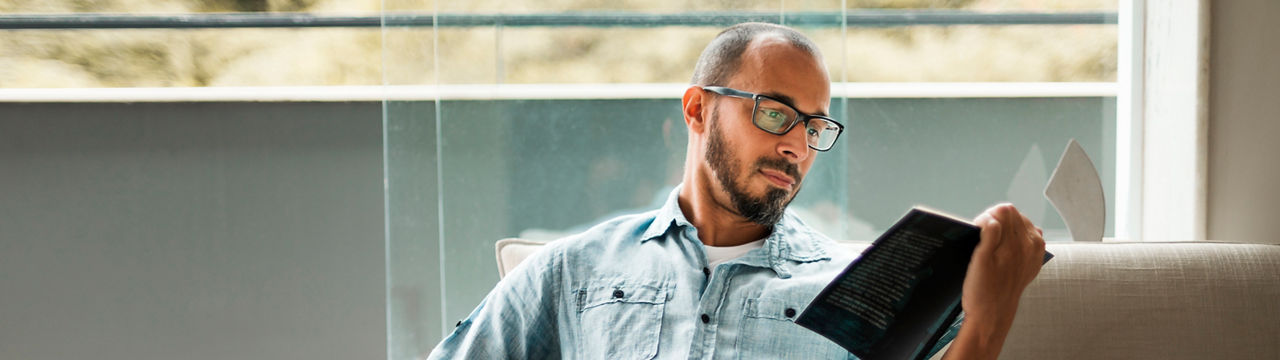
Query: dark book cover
[{"left": 795, "top": 207, "right": 1054, "bottom": 360}]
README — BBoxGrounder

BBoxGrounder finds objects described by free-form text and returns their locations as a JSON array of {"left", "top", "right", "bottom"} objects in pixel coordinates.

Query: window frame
[{"left": 1117, "top": 0, "right": 1211, "bottom": 242}]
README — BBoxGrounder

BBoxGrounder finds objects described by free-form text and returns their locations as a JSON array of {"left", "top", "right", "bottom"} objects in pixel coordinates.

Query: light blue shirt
[{"left": 429, "top": 185, "right": 959, "bottom": 359}]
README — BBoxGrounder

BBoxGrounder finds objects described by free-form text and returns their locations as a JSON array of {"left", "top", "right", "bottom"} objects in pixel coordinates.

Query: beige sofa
[{"left": 496, "top": 240, "right": 1280, "bottom": 359}]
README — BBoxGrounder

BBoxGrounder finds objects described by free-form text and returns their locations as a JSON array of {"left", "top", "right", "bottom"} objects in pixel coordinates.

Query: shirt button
[
  {"left": 785, "top": 308, "right": 797, "bottom": 318},
  {"left": 702, "top": 267, "right": 711, "bottom": 277},
  {"left": 701, "top": 314, "right": 711, "bottom": 324},
  {"left": 612, "top": 289, "right": 625, "bottom": 299}
]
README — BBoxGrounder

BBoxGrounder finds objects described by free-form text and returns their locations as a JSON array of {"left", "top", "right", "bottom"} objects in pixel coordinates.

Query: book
[{"left": 795, "top": 207, "right": 1054, "bottom": 360}]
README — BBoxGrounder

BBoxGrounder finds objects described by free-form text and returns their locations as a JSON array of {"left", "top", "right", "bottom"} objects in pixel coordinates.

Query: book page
[{"left": 831, "top": 229, "right": 944, "bottom": 331}]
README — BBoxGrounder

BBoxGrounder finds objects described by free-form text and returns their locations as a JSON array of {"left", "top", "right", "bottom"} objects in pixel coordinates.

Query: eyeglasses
[{"left": 702, "top": 86, "right": 844, "bottom": 151}]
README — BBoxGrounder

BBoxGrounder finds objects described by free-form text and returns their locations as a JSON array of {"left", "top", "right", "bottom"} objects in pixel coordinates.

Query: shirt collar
[
  {"left": 640, "top": 184, "right": 833, "bottom": 272},
  {"left": 640, "top": 184, "right": 693, "bottom": 242}
]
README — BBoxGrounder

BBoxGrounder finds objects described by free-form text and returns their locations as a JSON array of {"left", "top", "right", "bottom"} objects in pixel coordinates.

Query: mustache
[{"left": 754, "top": 157, "right": 802, "bottom": 185}]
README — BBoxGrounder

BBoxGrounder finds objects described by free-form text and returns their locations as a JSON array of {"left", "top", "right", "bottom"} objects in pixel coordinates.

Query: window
[{"left": 0, "top": 1, "right": 1148, "bottom": 356}]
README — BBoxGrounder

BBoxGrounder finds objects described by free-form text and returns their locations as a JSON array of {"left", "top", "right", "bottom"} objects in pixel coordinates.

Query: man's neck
[{"left": 677, "top": 180, "right": 773, "bottom": 247}]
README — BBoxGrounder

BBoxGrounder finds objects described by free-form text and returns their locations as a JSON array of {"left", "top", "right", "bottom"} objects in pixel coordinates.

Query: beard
[{"left": 704, "top": 110, "right": 803, "bottom": 226}]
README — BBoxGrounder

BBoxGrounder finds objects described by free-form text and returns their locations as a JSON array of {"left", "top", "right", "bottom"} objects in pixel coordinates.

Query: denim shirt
[{"left": 429, "top": 185, "right": 959, "bottom": 359}]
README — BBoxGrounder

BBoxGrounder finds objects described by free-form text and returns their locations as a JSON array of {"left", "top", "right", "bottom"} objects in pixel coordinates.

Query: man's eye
[
  {"left": 758, "top": 109, "right": 787, "bottom": 126},
  {"left": 807, "top": 128, "right": 819, "bottom": 136}
]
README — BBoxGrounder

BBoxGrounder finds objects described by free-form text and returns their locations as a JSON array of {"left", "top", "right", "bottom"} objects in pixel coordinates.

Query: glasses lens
[
  {"left": 753, "top": 97, "right": 798, "bottom": 133},
  {"left": 807, "top": 118, "right": 842, "bottom": 150}
]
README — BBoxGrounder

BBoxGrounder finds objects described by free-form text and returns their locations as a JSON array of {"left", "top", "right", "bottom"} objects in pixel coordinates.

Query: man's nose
[{"left": 776, "top": 122, "right": 810, "bottom": 163}]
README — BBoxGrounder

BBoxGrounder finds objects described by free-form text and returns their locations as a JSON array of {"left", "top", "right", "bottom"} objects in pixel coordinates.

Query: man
[{"left": 429, "top": 22, "right": 1045, "bottom": 359}]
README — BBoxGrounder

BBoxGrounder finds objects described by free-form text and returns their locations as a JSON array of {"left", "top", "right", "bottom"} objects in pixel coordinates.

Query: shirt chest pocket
[
  {"left": 737, "top": 297, "right": 850, "bottom": 360},
  {"left": 576, "top": 277, "right": 670, "bottom": 360}
]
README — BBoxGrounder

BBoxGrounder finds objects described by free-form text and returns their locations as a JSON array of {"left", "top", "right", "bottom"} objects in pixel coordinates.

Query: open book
[{"left": 795, "top": 207, "right": 1054, "bottom": 360}]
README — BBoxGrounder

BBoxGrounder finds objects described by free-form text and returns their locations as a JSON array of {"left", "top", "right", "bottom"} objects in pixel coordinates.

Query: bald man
[{"left": 428, "top": 22, "right": 1045, "bottom": 359}]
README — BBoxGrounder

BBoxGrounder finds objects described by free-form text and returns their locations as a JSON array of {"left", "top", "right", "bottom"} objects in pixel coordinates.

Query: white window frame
[{"left": 1117, "top": 0, "right": 1210, "bottom": 242}]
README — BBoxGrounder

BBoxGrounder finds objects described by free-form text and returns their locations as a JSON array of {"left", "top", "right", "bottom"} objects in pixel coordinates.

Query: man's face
[
  {"left": 703, "top": 35, "right": 831, "bottom": 226},
  {"left": 706, "top": 106, "right": 800, "bottom": 225}
]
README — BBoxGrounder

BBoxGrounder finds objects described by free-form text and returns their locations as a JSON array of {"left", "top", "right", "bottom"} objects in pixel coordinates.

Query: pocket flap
[
  {"left": 580, "top": 277, "right": 668, "bottom": 310},
  {"left": 744, "top": 297, "right": 802, "bottom": 321}
]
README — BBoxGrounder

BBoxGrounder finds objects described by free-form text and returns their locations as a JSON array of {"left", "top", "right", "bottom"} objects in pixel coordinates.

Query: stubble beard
[{"left": 704, "top": 110, "right": 802, "bottom": 226}]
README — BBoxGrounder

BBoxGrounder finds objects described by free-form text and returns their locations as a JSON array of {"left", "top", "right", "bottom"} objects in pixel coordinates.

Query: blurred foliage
[{"left": 0, "top": 0, "right": 1116, "bottom": 87}]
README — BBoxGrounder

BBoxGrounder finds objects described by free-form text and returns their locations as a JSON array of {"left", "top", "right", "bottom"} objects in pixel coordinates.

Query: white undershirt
[{"left": 703, "top": 239, "right": 766, "bottom": 268}]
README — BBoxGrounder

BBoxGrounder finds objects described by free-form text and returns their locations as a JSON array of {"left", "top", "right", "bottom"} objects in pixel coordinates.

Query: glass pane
[
  {"left": 383, "top": 99, "right": 440, "bottom": 359},
  {"left": 1, "top": 0, "right": 386, "bottom": 88},
  {"left": 842, "top": 97, "right": 1116, "bottom": 241},
  {"left": 382, "top": 4, "right": 439, "bottom": 360},
  {"left": 1, "top": 28, "right": 384, "bottom": 88},
  {"left": 495, "top": 27, "right": 721, "bottom": 84},
  {"left": 841, "top": 25, "right": 1117, "bottom": 82}
]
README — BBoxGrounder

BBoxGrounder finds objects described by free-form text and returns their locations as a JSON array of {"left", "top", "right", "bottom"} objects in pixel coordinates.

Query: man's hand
[{"left": 943, "top": 203, "right": 1046, "bottom": 360}]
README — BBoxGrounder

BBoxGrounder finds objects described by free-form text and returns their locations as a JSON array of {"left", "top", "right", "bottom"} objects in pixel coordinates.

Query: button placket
[{"left": 695, "top": 263, "right": 738, "bottom": 357}]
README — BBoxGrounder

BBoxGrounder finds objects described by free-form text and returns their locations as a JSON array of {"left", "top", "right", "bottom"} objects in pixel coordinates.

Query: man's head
[{"left": 681, "top": 22, "right": 832, "bottom": 226}]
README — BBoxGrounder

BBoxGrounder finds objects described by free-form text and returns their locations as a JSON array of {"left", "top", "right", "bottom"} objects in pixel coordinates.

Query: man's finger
[
  {"left": 976, "top": 216, "right": 1003, "bottom": 256},
  {"left": 997, "top": 204, "right": 1024, "bottom": 238},
  {"left": 1015, "top": 208, "right": 1040, "bottom": 246},
  {"left": 1017, "top": 208, "right": 1034, "bottom": 232},
  {"left": 973, "top": 212, "right": 994, "bottom": 228}
]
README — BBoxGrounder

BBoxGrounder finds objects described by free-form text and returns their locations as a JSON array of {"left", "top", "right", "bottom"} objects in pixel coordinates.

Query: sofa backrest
[{"left": 494, "top": 239, "right": 1280, "bottom": 359}]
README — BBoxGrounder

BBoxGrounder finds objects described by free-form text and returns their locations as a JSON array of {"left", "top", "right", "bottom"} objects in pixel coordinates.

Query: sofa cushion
[{"left": 1001, "top": 242, "right": 1280, "bottom": 359}]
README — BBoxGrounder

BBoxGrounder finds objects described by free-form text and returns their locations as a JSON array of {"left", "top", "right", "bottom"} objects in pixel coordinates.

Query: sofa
[{"left": 495, "top": 239, "right": 1280, "bottom": 359}]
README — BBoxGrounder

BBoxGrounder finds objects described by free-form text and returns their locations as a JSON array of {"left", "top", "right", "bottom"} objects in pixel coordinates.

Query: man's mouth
[{"left": 759, "top": 169, "right": 795, "bottom": 190}]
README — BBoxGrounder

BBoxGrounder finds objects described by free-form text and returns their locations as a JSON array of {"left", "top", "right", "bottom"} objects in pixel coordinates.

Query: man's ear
[{"left": 682, "top": 86, "right": 708, "bottom": 135}]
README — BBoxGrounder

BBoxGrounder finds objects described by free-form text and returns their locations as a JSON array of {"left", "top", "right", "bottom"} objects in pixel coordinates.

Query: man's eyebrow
[{"left": 762, "top": 91, "right": 829, "bottom": 117}]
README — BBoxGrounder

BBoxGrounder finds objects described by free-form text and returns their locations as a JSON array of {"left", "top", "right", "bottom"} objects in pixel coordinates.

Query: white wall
[
  {"left": 1207, "top": 0, "right": 1280, "bottom": 244},
  {"left": 0, "top": 102, "right": 386, "bottom": 360}
]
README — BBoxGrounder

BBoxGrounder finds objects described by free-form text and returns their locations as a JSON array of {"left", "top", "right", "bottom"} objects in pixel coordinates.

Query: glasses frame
[{"left": 701, "top": 86, "right": 845, "bottom": 151}]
